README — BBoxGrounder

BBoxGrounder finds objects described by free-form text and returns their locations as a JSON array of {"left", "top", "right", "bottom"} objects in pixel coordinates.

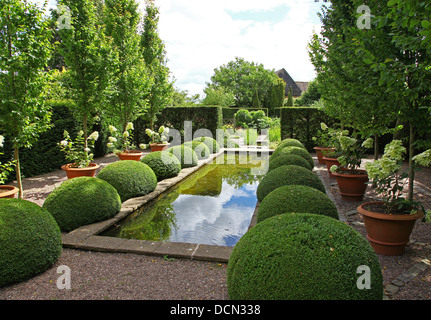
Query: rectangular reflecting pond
[{"left": 101, "top": 152, "right": 269, "bottom": 247}]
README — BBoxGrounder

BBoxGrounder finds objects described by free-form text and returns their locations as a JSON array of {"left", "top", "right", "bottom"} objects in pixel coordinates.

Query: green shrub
[
  {"left": 277, "top": 138, "right": 306, "bottom": 150},
  {"left": 97, "top": 160, "right": 157, "bottom": 202},
  {"left": 167, "top": 145, "right": 198, "bottom": 168},
  {"left": 43, "top": 177, "right": 122, "bottom": 231},
  {"left": 0, "top": 199, "right": 62, "bottom": 287},
  {"left": 270, "top": 146, "right": 314, "bottom": 169},
  {"left": 256, "top": 165, "right": 325, "bottom": 202},
  {"left": 257, "top": 185, "right": 338, "bottom": 223},
  {"left": 235, "top": 109, "right": 253, "bottom": 128},
  {"left": 140, "top": 151, "right": 181, "bottom": 181},
  {"left": 183, "top": 141, "right": 211, "bottom": 159},
  {"left": 227, "top": 213, "right": 383, "bottom": 300},
  {"left": 268, "top": 153, "right": 312, "bottom": 171},
  {"left": 193, "top": 136, "right": 220, "bottom": 153},
  {"left": 243, "top": 129, "right": 258, "bottom": 145}
]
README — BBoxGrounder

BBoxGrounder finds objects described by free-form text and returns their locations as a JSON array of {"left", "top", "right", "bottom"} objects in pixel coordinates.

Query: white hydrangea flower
[
  {"left": 320, "top": 123, "right": 328, "bottom": 131},
  {"left": 361, "top": 137, "right": 374, "bottom": 149},
  {"left": 0, "top": 135, "right": 4, "bottom": 148},
  {"left": 88, "top": 131, "right": 99, "bottom": 141},
  {"left": 413, "top": 149, "right": 431, "bottom": 167},
  {"left": 159, "top": 126, "right": 165, "bottom": 133},
  {"left": 139, "top": 143, "right": 147, "bottom": 149},
  {"left": 108, "top": 136, "right": 117, "bottom": 143},
  {"left": 123, "top": 131, "right": 129, "bottom": 138},
  {"left": 126, "top": 122, "right": 134, "bottom": 131},
  {"left": 145, "top": 128, "right": 152, "bottom": 136},
  {"left": 84, "top": 147, "right": 91, "bottom": 153},
  {"left": 60, "top": 140, "right": 68, "bottom": 146},
  {"left": 108, "top": 125, "right": 117, "bottom": 133}
]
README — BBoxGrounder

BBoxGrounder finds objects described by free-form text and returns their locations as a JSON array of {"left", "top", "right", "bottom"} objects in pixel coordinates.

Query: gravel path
[{"left": 0, "top": 153, "right": 430, "bottom": 300}]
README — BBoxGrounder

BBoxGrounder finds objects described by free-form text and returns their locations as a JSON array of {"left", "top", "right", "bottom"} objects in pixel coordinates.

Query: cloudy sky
[{"left": 35, "top": 0, "right": 325, "bottom": 97}]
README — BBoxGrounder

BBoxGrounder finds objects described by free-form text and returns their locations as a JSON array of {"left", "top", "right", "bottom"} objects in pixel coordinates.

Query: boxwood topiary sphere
[
  {"left": 270, "top": 146, "right": 314, "bottom": 168},
  {"left": 0, "top": 198, "right": 62, "bottom": 287},
  {"left": 97, "top": 160, "right": 157, "bottom": 202},
  {"left": 167, "top": 145, "right": 198, "bottom": 168},
  {"left": 141, "top": 151, "right": 181, "bottom": 181},
  {"left": 193, "top": 136, "right": 220, "bottom": 153},
  {"left": 227, "top": 213, "right": 383, "bottom": 300},
  {"left": 268, "top": 153, "right": 312, "bottom": 171},
  {"left": 256, "top": 165, "right": 325, "bottom": 202},
  {"left": 183, "top": 141, "right": 211, "bottom": 160},
  {"left": 277, "top": 138, "right": 306, "bottom": 150},
  {"left": 257, "top": 185, "right": 338, "bottom": 223},
  {"left": 43, "top": 176, "right": 122, "bottom": 231}
]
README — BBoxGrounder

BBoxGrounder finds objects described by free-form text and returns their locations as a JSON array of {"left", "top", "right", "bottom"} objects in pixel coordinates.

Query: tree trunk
[
  {"left": 374, "top": 134, "right": 379, "bottom": 160},
  {"left": 14, "top": 146, "right": 23, "bottom": 199},
  {"left": 408, "top": 121, "right": 415, "bottom": 201},
  {"left": 83, "top": 114, "right": 88, "bottom": 149}
]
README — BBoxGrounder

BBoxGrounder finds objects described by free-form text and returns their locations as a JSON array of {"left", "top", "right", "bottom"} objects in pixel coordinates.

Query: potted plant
[
  {"left": 320, "top": 127, "right": 348, "bottom": 178},
  {"left": 0, "top": 135, "right": 18, "bottom": 198},
  {"left": 58, "top": 130, "right": 100, "bottom": 179},
  {"left": 146, "top": 126, "right": 170, "bottom": 152},
  {"left": 312, "top": 122, "right": 336, "bottom": 164},
  {"left": 107, "top": 123, "right": 146, "bottom": 161},
  {"left": 358, "top": 140, "right": 431, "bottom": 255},
  {"left": 329, "top": 135, "right": 373, "bottom": 201}
]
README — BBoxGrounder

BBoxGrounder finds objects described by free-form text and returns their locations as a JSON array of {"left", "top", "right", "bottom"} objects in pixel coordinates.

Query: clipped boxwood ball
[
  {"left": 141, "top": 151, "right": 181, "bottom": 181},
  {"left": 277, "top": 138, "right": 306, "bottom": 150},
  {"left": 268, "top": 153, "right": 312, "bottom": 171},
  {"left": 183, "top": 141, "right": 211, "bottom": 160},
  {"left": 270, "top": 146, "right": 314, "bottom": 168},
  {"left": 97, "top": 160, "right": 157, "bottom": 202},
  {"left": 167, "top": 145, "right": 198, "bottom": 168},
  {"left": 0, "top": 199, "right": 62, "bottom": 287},
  {"left": 256, "top": 165, "right": 325, "bottom": 202},
  {"left": 257, "top": 185, "right": 338, "bottom": 223},
  {"left": 227, "top": 213, "right": 383, "bottom": 300},
  {"left": 43, "top": 176, "right": 122, "bottom": 231},
  {"left": 193, "top": 136, "right": 220, "bottom": 153}
]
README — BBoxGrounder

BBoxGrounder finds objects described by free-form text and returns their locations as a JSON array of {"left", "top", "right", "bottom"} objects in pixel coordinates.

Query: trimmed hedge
[
  {"left": 277, "top": 138, "right": 306, "bottom": 150},
  {"left": 167, "top": 145, "right": 198, "bottom": 168},
  {"left": 43, "top": 177, "right": 122, "bottom": 231},
  {"left": 183, "top": 141, "right": 211, "bottom": 160},
  {"left": 193, "top": 136, "right": 220, "bottom": 153},
  {"left": 97, "top": 160, "right": 157, "bottom": 202},
  {"left": 270, "top": 146, "right": 315, "bottom": 169},
  {"left": 256, "top": 165, "right": 325, "bottom": 202},
  {"left": 227, "top": 213, "right": 383, "bottom": 300},
  {"left": 0, "top": 199, "right": 62, "bottom": 287},
  {"left": 257, "top": 185, "right": 338, "bottom": 223},
  {"left": 268, "top": 154, "right": 312, "bottom": 171},
  {"left": 140, "top": 151, "right": 181, "bottom": 181}
]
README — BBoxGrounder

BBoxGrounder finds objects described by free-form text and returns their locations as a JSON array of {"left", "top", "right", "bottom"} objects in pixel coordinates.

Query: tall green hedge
[
  {"left": 280, "top": 107, "right": 335, "bottom": 152},
  {"left": 155, "top": 106, "right": 223, "bottom": 142}
]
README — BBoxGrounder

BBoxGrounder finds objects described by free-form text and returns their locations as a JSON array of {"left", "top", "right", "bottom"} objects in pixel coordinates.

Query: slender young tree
[
  {"left": 140, "top": 0, "right": 173, "bottom": 135},
  {"left": 0, "top": 0, "right": 52, "bottom": 198},
  {"left": 58, "top": 0, "right": 112, "bottom": 148}
]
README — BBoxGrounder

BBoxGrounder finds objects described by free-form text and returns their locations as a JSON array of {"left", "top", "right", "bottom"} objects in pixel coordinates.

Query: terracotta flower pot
[
  {"left": 332, "top": 168, "right": 368, "bottom": 201},
  {"left": 149, "top": 143, "right": 169, "bottom": 152},
  {"left": 357, "top": 201, "right": 424, "bottom": 256},
  {"left": 314, "top": 147, "right": 335, "bottom": 164},
  {"left": 0, "top": 185, "right": 19, "bottom": 198},
  {"left": 322, "top": 156, "right": 341, "bottom": 178},
  {"left": 61, "top": 163, "right": 100, "bottom": 179},
  {"left": 116, "top": 151, "right": 143, "bottom": 161}
]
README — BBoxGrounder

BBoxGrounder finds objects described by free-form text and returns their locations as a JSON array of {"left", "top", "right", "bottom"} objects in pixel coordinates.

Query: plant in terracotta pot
[
  {"left": 146, "top": 126, "right": 170, "bottom": 152},
  {"left": 329, "top": 135, "right": 373, "bottom": 201},
  {"left": 312, "top": 122, "right": 337, "bottom": 164},
  {"left": 317, "top": 125, "right": 348, "bottom": 177},
  {"left": 358, "top": 140, "right": 431, "bottom": 255},
  {"left": 58, "top": 130, "right": 100, "bottom": 179},
  {"left": 107, "top": 123, "right": 146, "bottom": 161},
  {"left": 0, "top": 135, "right": 18, "bottom": 198}
]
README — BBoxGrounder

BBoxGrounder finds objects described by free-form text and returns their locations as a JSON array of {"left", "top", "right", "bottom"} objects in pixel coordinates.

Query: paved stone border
[{"left": 62, "top": 148, "right": 272, "bottom": 263}]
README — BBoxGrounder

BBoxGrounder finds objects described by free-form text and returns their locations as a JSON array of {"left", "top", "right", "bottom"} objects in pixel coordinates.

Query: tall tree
[
  {"left": 104, "top": 0, "right": 150, "bottom": 132},
  {"left": 0, "top": 0, "right": 53, "bottom": 198},
  {"left": 58, "top": 0, "right": 112, "bottom": 148},
  {"left": 140, "top": 0, "right": 173, "bottom": 135}
]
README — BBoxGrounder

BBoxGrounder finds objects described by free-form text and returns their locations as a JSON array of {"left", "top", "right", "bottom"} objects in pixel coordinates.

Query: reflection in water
[{"left": 102, "top": 152, "right": 269, "bottom": 246}]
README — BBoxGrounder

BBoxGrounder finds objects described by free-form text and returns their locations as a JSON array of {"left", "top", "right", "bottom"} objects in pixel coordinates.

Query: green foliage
[
  {"left": 234, "top": 109, "right": 253, "bottom": 128},
  {"left": 270, "top": 146, "right": 314, "bottom": 169},
  {"left": 227, "top": 213, "right": 383, "bottom": 300},
  {"left": 257, "top": 185, "right": 338, "bottom": 223},
  {"left": 58, "top": 130, "right": 99, "bottom": 168},
  {"left": 183, "top": 141, "right": 211, "bottom": 160},
  {"left": 256, "top": 165, "right": 325, "bottom": 202},
  {"left": 167, "top": 145, "right": 198, "bottom": 168},
  {"left": 277, "top": 138, "right": 306, "bottom": 150},
  {"left": 193, "top": 136, "right": 220, "bottom": 154},
  {"left": 268, "top": 154, "right": 312, "bottom": 171},
  {"left": 286, "top": 87, "right": 293, "bottom": 106},
  {"left": 97, "top": 160, "right": 157, "bottom": 202},
  {"left": 202, "top": 86, "right": 235, "bottom": 107},
  {"left": 140, "top": 151, "right": 181, "bottom": 181},
  {"left": 43, "top": 177, "right": 121, "bottom": 231},
  {"left": 294, "top": 80, "right": 321, "bottom": 107},
  {"left": 0, "top": 198, "right": 62, "bottom": 287},
  {"left": 243, "top": 129, "right": 258, "bottom": 146}
]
